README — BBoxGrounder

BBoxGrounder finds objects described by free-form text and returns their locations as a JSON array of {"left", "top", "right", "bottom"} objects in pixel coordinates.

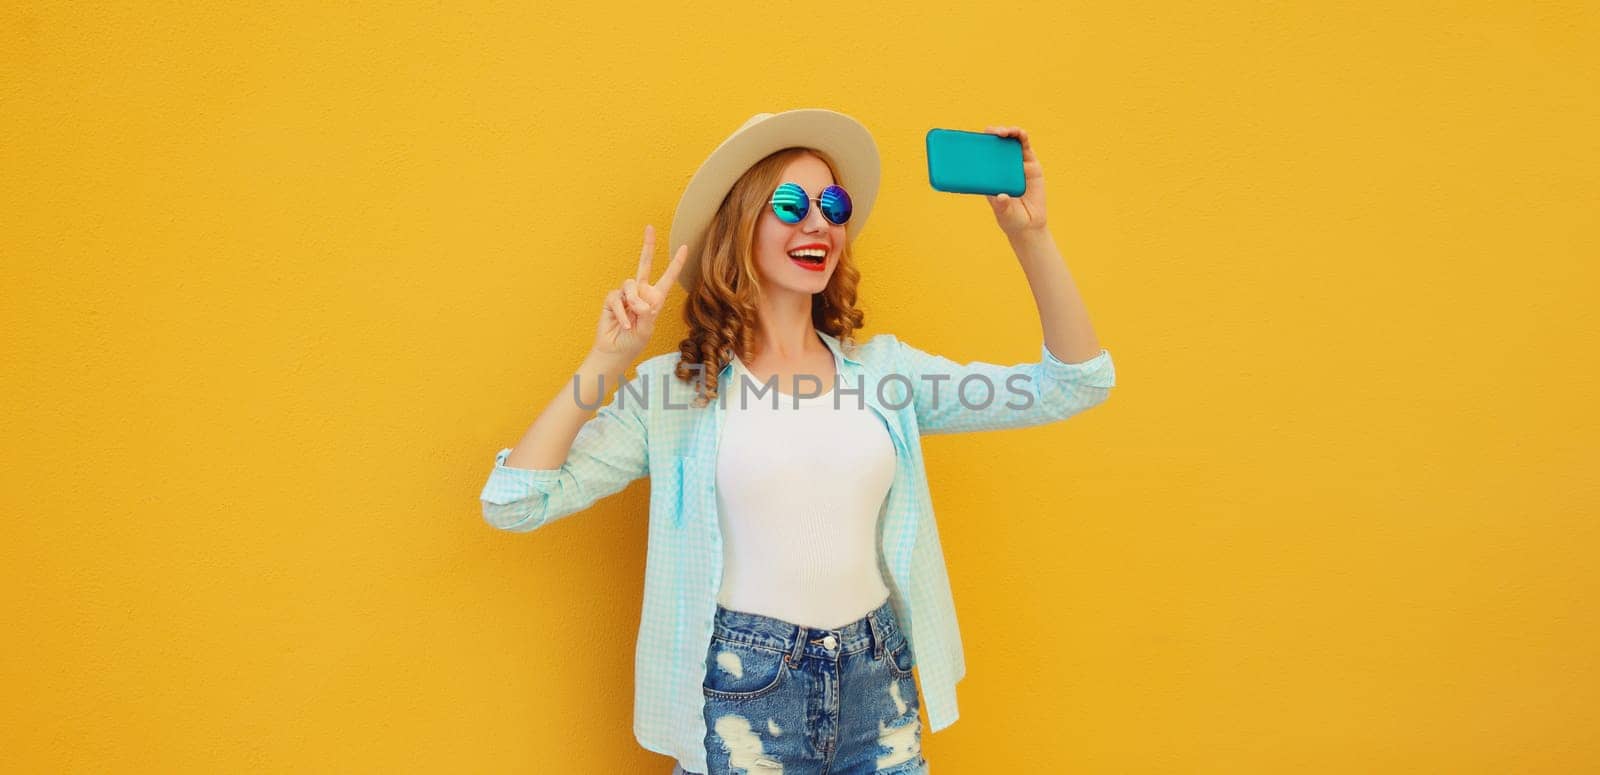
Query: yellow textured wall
[{"left": 5, "top": 2, "right": 1597, "bottom": 772}]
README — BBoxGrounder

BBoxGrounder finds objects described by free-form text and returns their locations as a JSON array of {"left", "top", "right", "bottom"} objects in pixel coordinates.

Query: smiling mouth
[{"left": 788, "top": 249, "right": 828, "bottom": 270}]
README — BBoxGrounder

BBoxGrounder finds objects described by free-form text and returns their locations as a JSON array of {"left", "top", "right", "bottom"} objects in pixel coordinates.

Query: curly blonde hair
[{"left": 672, "top": 147, "right": 866, "bottom": 407}]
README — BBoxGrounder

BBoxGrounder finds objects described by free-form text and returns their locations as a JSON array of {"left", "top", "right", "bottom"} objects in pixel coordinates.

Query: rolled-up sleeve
[
  {"left": 1039, "top": 342, "right": 1116, "bottom": 388},
  {"left": 894, "top": 335, "right": 1116, "bottom": 436},
  {"left": 479, "top": 370, "right": 650, "bottom": 532}
]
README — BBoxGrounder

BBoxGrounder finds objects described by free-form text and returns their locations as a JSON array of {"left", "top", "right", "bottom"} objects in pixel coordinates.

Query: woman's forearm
[
  {"left": 503, "top": 352, "right": 632, "bottom": 471},
  {"left": 1009, "top": 228, "right": 1104, "bottom": 363}
]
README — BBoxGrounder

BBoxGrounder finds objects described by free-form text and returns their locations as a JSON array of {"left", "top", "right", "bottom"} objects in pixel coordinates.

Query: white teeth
[{"left": 788, "top": 248, "right": 827, "bottom": 259}]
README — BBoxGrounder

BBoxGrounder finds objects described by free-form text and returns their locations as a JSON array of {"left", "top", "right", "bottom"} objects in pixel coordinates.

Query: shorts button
[{"left": 822, "top": 635, "right": 838, "bottom": 650}]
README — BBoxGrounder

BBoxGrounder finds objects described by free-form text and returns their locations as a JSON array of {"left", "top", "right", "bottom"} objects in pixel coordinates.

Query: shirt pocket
[
  {"left": 674, "top": 455, "right": 701, "bottom": 528},
  {"left": 651, "top": 455, "right": 694, "bottom": 529}
]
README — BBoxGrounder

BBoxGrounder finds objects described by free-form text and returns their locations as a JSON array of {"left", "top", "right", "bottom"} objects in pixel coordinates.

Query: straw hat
[{"left": 667, "top": 108, "right": 881, "bottom": 290}]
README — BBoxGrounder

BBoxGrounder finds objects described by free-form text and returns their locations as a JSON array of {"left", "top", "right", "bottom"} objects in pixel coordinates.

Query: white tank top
[{"left": 713, "top": 354, "right": 896, "bottom": 629}]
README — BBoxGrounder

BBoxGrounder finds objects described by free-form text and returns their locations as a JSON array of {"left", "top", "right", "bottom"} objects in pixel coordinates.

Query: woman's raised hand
[
  {"left": 592, "top": 224, "right": 687, "bottom": 364},
  {"left": 982, "top": 125, "right": 1048, "bottom": 237}
]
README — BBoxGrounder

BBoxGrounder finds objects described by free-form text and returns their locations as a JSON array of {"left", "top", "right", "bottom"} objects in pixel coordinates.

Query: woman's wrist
[{"left": 583, "top": 349, "right": 635, "bottom": 375}]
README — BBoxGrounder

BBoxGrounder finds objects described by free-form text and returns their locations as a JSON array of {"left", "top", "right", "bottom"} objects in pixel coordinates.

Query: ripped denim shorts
[{"left": 678, "top": 598, "right": 929, "bottom": 775}]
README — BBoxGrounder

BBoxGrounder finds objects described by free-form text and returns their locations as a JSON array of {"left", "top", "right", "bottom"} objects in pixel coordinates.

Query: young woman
[{"left": 481, "top": 108, "right": 1116, "bottom": 775}]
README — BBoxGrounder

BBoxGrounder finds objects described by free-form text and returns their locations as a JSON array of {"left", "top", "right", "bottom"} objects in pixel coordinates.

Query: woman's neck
[{"left": 750, "top": 296, "right": 823, "bottom": 362}]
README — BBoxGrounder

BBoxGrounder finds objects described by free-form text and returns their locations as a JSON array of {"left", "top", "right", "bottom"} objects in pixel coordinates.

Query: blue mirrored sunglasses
[{"left": 770, "top": 182, "right": 853, "bottom": 226}]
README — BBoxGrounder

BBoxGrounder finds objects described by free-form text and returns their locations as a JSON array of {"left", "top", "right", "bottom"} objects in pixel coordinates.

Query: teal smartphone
[{"left": 926, "top": 128, "right": 1026, "bottom": 196}]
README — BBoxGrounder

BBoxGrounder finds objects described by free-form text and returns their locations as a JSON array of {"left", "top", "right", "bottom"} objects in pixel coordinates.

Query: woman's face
[{"left": 753, "top": 154, "right": 846, "bottom": 296}]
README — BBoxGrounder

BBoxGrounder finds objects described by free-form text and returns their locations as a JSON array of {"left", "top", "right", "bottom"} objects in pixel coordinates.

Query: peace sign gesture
[{"left": 592, "top": 224, "right": 687, "bottom": 363}]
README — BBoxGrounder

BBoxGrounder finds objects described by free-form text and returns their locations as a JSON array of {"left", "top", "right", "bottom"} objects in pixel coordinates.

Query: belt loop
[
  {"left": 787, "top": 625, "right": 809, "bottom": 667},
  {"left": 867, "top": 607, "right": 885, "bottom": 660}
]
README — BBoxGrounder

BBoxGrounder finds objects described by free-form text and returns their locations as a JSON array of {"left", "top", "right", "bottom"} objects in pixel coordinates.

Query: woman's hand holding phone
[
  {"left": 925, "top": 124, "right": 1049, "bottom": 237},
  {"left": 980, "top": 126, "right": 1048, "bottom": 237},
  {"left": 591, "top": 224, "right": 686, "bottom": 365}
]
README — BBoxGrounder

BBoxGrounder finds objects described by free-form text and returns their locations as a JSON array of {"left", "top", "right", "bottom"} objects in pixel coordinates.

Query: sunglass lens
[
  {"left": 771, "top": 182, "right": 809, "bottom": 224},
  {"left": 820, "top": 185, "right": 852, "bottom": 225}
]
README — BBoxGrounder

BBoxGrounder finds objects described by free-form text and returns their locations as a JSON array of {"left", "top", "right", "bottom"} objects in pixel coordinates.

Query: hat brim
[{"left": 668, "top": 109, "right": 881, "bottom": 291}]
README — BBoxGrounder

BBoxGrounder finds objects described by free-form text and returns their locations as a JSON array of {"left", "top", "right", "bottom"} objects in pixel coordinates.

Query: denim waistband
[{"left": 711, "top": 598, "right": 901, "bottom": 662}]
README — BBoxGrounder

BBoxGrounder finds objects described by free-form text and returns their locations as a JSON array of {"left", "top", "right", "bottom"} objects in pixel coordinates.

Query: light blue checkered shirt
[{"left": 480, "top": 330, "right": 1115, "bottom": 773}]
